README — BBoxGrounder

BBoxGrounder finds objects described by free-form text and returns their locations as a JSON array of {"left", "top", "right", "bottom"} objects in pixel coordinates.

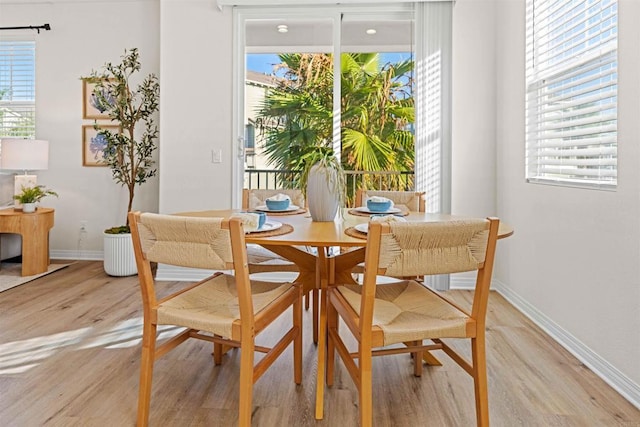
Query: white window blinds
[
  {"left": 0, "top": 40, "right": 36, "bottom": 138},
  {"left": 525, "top": 0, "right": 618, "bottom": 189}
]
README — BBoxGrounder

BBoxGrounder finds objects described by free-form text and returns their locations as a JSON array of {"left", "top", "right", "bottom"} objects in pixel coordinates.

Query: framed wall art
[
  {"left": 82, "top": 78, "right": 114, "bottom": 120},
  {"left": 82, "top": 124, "right": 118, "bottom": 167}
]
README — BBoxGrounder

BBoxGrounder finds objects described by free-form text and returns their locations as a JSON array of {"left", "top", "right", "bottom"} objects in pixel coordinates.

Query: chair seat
[
  {"left": 337, "top": 280, "right": 471, "bottom": 346},
  {"left": 246, "top": 244, "right": 293, "bottom": 265},
  {"left": 158, "top": 273, "right": 294, "bottom": 339}
]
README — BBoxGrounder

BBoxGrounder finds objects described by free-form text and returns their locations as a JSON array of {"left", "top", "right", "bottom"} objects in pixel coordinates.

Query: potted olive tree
[
  {"left": 299, "top": 145, "right": 346, "bottom": 221},
  {"left": 84, "top": 48, "right": 159, "bottom": 276}
]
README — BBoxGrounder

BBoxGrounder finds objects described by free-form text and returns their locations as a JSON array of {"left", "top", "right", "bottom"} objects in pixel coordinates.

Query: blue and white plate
[
  {"left": 246, "top": 220, "right": 283, "bottom": 233},
  {"left": 354, "top": 223, "right": 369, "bottom": 234},
  {"left": 255, "top": 204, "right": 300, "bottom": 213},
  {"left": 354, "top": 206, "right": 402, "bottom": 215}
]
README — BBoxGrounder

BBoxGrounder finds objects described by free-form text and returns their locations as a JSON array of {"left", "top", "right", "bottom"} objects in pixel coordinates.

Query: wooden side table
[{"left": 0, "top": 207, "right": 55, "bottom": 276}]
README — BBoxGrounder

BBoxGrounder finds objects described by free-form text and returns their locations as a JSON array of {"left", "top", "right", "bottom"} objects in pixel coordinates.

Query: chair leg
[
  {"left": 471, "top": 335, "right": 490, "bottom": 427},
  {"left": 239, "top": 339, "right": 255, "bottom": 427},
  {"left": 326, "top": 296, "right": 338, "bottom": 387},
  {"left": 137, "top": 320, "right": 157, "bottom": 427},
  {"left": 293, "top": 290, "right": 303, "bottom": 385},
  {"left": 359, "top": 346, "right": 373, "bottom": 427},
  {"left": 412, "top": 340, "right": 423, "bottom": 377},
  {"left": 213, "top": 335, "right": 223, "bottom": 365},
  {"left": 305, "top": 290, "right": 310, "bottom": 311}
]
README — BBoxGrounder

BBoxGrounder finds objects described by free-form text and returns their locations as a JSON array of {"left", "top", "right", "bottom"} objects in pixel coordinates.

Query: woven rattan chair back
[
  {"left": 243, "top": 188, "right": 306, "bottom": 210},
  {"left": 355, "top": 189, "right": 425, "bottom": 212},
  {"left": 133, "top": 213, "right": 235, "bottom": 270}
]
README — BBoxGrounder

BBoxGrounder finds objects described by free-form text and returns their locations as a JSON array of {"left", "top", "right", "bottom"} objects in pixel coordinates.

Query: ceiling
[{"left": 245, "top": 18, "right": 414, "bottom": 53}]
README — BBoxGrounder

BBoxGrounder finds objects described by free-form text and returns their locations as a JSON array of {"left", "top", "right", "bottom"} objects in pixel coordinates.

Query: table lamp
[{"left": 0, "top": 138, "right": 49, "bottom": 210}]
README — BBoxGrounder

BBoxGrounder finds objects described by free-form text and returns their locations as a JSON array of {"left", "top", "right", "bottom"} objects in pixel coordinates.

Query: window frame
[
  {"left": 0, "top": 37, "right": 36, "bottom": 139},
  {"left": 525, "top": 0, "right": 618, "bottom": 190}
]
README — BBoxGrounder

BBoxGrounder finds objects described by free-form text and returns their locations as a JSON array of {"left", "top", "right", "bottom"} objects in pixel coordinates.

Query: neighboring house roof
[{"left": 246, "top": 70, "right": 279, "bottom": 88}]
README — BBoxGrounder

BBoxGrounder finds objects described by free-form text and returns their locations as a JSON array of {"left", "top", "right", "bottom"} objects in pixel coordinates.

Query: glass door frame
[
  {"left": 233, "top": 3, "right": 453, "bottom": 290},
  {"left": 231, "top": 3, "right": 421, "bottom": 208}
]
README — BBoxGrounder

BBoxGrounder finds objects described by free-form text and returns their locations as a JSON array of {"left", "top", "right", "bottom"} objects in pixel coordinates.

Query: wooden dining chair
[
  {"left": 325, "top": 218, "right": 499, "bottom": 427},
  {"left": 351, "top": 190, "right": 426, "bottom": 279},
  {"left": 355, "top": 189, "right": 425, "bottom": 213},
  {"left": 129, "top": 211, "right": 302, "bottom": 427},
  {"left": 242, "top": 188, "right": 305, "bottom": 275},
  {"left": 243, "top": 188, "right": 306, "bottom": 212},
  {"left": 242, "top": 188, "right": 320, "bottom": 343}
]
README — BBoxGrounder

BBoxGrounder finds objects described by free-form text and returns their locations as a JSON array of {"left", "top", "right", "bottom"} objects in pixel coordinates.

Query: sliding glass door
[
  {"left": 340, "top": 12, "right": 415, "bottom": 203},
  {"left": 233, "top": 3, "right": 451, "bottom": 219},
  {"left": 233, "top": 5, "right": 421, "bottom": 206}
]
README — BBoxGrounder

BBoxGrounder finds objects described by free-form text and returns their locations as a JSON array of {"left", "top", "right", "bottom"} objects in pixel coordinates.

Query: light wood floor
[{"left": 0, "top": 261, "right": 638, "bottom": 426}]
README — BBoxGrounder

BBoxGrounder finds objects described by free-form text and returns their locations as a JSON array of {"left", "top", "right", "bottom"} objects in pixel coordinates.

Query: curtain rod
[{"left": 0, "top": 24, "right": 51, "bottom": 33}]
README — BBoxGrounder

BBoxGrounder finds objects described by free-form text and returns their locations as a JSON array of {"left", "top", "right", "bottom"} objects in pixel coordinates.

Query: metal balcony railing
[{"left": 244, "top": 168, "right": 415, "bottom": 207}]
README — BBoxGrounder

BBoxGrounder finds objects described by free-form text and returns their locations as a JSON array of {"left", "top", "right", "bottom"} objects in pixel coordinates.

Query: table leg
[
  {"left": 258, "top": 244, "right": 319, "bottom": 343},
  {"left": 21, "top": 229, "right": 50, "bottom": 276},
  {"left": 314, "top": 247, "right": 329, "bottom": 420}
]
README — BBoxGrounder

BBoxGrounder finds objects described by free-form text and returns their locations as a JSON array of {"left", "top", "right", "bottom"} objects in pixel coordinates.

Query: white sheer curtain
[
  {"left": 414, "top": 1, "right": 453, "bottom": 215},
  {"left": 415, "top": 1, "right": 453, "bottom": 290}
]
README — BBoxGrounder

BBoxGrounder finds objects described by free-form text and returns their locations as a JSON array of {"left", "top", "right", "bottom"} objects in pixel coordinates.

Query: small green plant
[
  {"left": 14, "top": 185, "right": 58, "bottom": 204},
  {"left": 104, "top": 225, "right": 131, "bottom": 234}
]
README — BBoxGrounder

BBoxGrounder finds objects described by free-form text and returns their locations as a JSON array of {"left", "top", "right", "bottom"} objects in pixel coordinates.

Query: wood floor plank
[{"left": 0, "top": 261, "right": 638, "bottom": 426}]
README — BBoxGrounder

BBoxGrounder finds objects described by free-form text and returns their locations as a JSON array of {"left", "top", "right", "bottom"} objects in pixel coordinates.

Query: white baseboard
[
  {"left": 155, "top": 264, "right": 218, "bottom": 281},
  {"left": 491, "top": 279, "right": 640, "bottom": 411},
  {"left": 51, "top": 249, "right": 103, "bottom": 261},
  {"left": 154, "top": 264, "right": 298, "bottom": 282},
  {"left": 450, "top": 275, "right": 479, "bottom": 290}
]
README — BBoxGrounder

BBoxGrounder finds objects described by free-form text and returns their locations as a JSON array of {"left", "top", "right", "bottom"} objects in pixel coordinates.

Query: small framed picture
[
  {"left": 82, "top": 124, "right": 119, "bottom": 167},
  {"left": 82, "top": 78, "right": 113, "bottom": 119}
]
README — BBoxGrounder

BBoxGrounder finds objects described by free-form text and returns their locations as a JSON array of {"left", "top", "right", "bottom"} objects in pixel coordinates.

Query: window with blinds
[
  {"left": 525, "top": 0, "right": 618, "bottom": 189},
  {"left": 0, "top": 40, "right": 36, "bottom": 138}
]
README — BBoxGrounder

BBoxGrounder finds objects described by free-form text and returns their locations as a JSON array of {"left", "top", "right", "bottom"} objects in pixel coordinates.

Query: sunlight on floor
[
  {"left": 0, "top": 327, "right": 91, "bottom": 374},
  {"left": 0, "top": 319, "right": 183, "bottom": 374}
]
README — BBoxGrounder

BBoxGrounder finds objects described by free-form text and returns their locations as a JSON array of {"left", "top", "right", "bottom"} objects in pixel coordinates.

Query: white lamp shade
[{"left": 0, "top": 138, "right": 49, "bottom": 171}]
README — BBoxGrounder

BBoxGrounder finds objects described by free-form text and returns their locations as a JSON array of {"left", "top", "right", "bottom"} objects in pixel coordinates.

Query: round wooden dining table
[
  {"left": 176, "top": 208, "right": 513, "bottom": 297},
  {"left": 176, "top": 207, "right": 514, "bottom": 420}
]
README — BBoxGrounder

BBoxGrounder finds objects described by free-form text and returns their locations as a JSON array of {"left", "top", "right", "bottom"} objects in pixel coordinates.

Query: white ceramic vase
[
  {"left": 22, "top": 203, "right": 36, "bottom": 213},
  {"left": 103, "top": 232, "right": 138, "bottom": 276},
  {"left": 306, "top": 163, "right": 339, "bottom": 222}
]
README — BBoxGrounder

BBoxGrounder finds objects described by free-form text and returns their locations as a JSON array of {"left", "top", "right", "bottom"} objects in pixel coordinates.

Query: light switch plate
[{"left": 212, "top": 149, "right": 222, "bottom": 163}]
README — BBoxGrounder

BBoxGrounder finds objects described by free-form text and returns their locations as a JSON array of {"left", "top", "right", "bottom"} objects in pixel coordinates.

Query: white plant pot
[
  {"left": 306, "top": 163, "right": 339, "bottom": 222},
  {"left": 103, "top": 232, "right": 138, "bottom": 276},
  {"left": 22, "top": 203, "right": 36, "bottom": 213}
]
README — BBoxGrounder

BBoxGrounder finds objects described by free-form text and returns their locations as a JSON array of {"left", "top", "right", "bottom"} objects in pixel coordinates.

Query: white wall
[
  {"left": 451, "top": 0, "right": 496, "bottom": 218},
  {"left": 493, "top": 0, "right": 640, "bottom": 401},
  {"left": 0, "top": 0, "right": 160, "bottom": 259},
  {"left": 159, "top": 0, "right": 234, "bottom": 214}
]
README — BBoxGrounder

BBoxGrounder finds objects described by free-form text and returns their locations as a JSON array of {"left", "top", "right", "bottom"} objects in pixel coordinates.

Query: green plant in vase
[
  {"left": 83, "top": 48, "right": 158, "bottom": 276},
  {"left": 84, "top": 47, "right": 159, "bottom": 234},
  {"left": 14, "top": 185, "right": 58, "bottom": 213},
  {"left": 299, "top": 145, "right": 346, "bottom": 221},
  {"left": 14, "top": 185, "right": 58, "bottom": 204}
]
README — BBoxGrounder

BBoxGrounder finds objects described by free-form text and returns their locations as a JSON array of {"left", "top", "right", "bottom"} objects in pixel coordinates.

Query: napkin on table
[
  {"left": 266, "top": 193, "right": 291, "bottom": 202},
  {"left": 230, "top": 212, "right": 261, "bottom": 231},
  {"left": 370, "top": 215, "right": 406, "bottom": 223}
]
